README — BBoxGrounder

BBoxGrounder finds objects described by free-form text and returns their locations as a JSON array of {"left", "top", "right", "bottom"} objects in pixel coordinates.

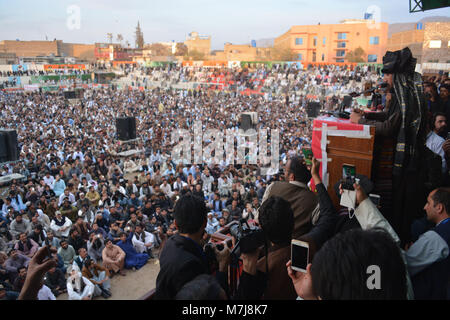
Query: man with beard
[
  {"left": 350, "top": 47, "right": 439, "bottom": 245},
  {"left": 50, "top": 211, "right": 72, "bottom": 238},
  {"left": 66, "top": 269, "right": 95, "bottom": 300},
  {"left": 131, "top": 223, "right": 155, "bottom": 258},
  {"left": 426, "top": 112, "right": 447, "bottom": 174}
]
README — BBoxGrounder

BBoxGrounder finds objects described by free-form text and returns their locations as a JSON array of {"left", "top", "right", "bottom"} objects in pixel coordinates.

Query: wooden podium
[{"left": 311, "top": 117, "right": 375, "bottom": 209}]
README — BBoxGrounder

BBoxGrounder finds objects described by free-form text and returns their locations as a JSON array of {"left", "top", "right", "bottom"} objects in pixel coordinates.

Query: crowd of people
[
  {"left": 124, "top": 63, "right": 381, "bottom": 109},
  {"left": 1, "top": 50, "right": 450, "bottom": 300},
  {"left": 0, "top": 68, "right": 92, "bottom": 78}
]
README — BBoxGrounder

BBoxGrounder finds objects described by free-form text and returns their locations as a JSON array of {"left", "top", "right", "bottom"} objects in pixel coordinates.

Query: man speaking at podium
[{"left": 350, "top": 47, "right": 441, "bottom": 245}]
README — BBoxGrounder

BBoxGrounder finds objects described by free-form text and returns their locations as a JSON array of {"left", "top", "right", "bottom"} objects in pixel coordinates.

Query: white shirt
[
  {"left": 58, "top": 192, "right": 76, "bottom": 206},
  {"left": 160, "top": 183, "right": 172, "bottom": 197},
  {"left": 67, "top": 273, "right": 95, "bottom": 300},
  {"left": 43, "top": 175, "right": 55, "bottom": 187},
  {"left": 132, "top": 231, "right": 155, "bottom": 253},
  {"left": 426, "top": 131, "right": 447, "bottom": 172},
  {"left": 38, "top": 285, "right": 56, "bottom": 300}
]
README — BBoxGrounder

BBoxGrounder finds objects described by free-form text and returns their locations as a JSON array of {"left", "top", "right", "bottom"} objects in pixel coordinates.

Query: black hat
[{"left": 381, "top": 47, "right": 416, "bottom": 75}]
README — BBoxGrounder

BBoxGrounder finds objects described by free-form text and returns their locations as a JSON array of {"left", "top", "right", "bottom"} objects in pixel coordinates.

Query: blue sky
[{"left": 0, "top": 0, "right": 448, "bottom": 50}]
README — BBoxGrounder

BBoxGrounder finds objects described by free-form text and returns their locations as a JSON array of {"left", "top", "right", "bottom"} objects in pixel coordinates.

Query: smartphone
[
  {"left": 369, "top": 194, "right": 381, "bottom": 206},
  {"left": 302, "top": 149, "right": 313, "bottom": 166},
  {"left": 291, "top": 239, "right": 309, "bottom": 273},
  {"left": 44, "top": 237, "right": 53, "bottom": 260},
  {"left": 447, "top": 132, "right": 450, "bottom": 140},
  {"left": 342, "top": 164, "right": 356, "bottom": 190}
]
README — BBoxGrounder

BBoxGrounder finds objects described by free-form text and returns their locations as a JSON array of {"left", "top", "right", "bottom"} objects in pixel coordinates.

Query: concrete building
[
  {"left": 59, "top": 43, "right": 95, "bottom": 62},
  {"left": 0, "top": 40, "right": 95, "bottom": 62},
  {"left": 386, "top": 27, "right": 424, "bottom": 62},
  {"left": 211, "top": 43, "right": 272, "bottom": 61},
  {"left": 387, "top": 21, "right": 450, "bottom": 73},
  {"left": 0, "top": 40, "right": 59, "bottom": 57},
  {"left": 274, "top": 19, "right": 388, "bottom": 63},
  {"left": 184, "top": 32, "right": 211, "bottom": 57},
  {"left": 0, "top": 52, "right": 17, "bottom": 64}
]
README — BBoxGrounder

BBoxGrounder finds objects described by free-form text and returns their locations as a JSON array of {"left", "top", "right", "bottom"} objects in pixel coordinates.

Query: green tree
[
  {"left": 346, "top": 47, "right": 366, "bottom": 63},
  {"left": 184, "top": 49, "right": 205, "bottom": 61},
  {"left": 175, "top": 43, "right": 188, "bottom": 56},
  {"left": 272, "top": 47, "right": 296, "bottom": 61},
  {"left": 148, "top": 43, "right": 171, "bottom": 56},
  {"left": 116, "top": 34, "right": 124, "bottom": 46},
  {"left": 106, "top": 33, "right": 113, "bottom": 44}
]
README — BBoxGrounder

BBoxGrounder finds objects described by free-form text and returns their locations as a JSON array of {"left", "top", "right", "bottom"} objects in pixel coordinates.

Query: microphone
[{"left": 348, "top": 82, "right": 389, "bottom": 97}]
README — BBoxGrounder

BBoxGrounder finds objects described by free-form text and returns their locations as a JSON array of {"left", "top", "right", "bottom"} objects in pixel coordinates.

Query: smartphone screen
[
  {"left": 302, "top": 149, "right": 313, "bottom": 166},
  {"left": 291, "top": 240, "right": 309, "bottom": 273},
  {"left": 342, "top": 164, "right": 356, "bottom": 190}
]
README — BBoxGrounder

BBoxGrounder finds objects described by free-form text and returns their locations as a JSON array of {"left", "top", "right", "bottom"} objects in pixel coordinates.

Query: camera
[{"left": 229, "top": 219, "right": 266, "bottom": 255}]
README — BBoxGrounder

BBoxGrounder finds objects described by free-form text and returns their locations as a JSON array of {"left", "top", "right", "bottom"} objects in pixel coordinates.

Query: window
[
  {"left": 370, "top": 36, "right": 379, "bottom": 45},
  {"left": 313, "top": 37, "right": 317, "bottom": 46},
  {"left": 295, "top": 38, "right": 303, "bottom": 45},
  {"left": 338, "top": 33, "right": 347, "bottom": 40},
  {"left": 336, "top": 58, "right": 345, "bottom": 63},
  {"left": 336, "top": 50, "right": 346, "bottom": 57},
  {"left": 312, "top": 51, "right": 316, "bottom": 62},
  {"left": 429, "top": 40, "right": 442, "bottom": 48},
  {"left": 368, "top": 54, "right": 377, "bottom": 62},
  {"left": 322, "top": 53, "right": 325, "bottom": 61},
  {"left": 337, "top": 41, "right": 346, "bottom": 48},
  {"left": 297, "top": 54, "right": 303, "bottom": 61},
  {"left": 323, "top": 37, "right": 326, "bottom": 45}
]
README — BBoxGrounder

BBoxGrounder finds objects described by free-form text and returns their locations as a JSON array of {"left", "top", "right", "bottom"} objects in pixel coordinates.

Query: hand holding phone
[
  {"left": 342, "top": 164, "right": 356, "bottom": 191},
  {"left": 44, "top": 237, "right": 53, "bottom": 261},
  {"left": 291, "top": 240, "right": 309, "bottom": 273},
  {"left": 302, "top": 149, "right": 313, "bottom": 166}
]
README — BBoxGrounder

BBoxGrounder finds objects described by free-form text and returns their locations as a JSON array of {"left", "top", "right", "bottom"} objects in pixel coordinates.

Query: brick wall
[
  {"left": 422, "top": 22, "right": 450, "bottom": 63},
  {"left": 0, "top": 40, "right": 59, "bottom": 57}
]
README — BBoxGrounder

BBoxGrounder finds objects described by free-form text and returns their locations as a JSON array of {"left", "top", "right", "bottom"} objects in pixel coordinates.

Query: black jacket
[{"left": 154, "top": 234, "right": 209, "bottom": 300}]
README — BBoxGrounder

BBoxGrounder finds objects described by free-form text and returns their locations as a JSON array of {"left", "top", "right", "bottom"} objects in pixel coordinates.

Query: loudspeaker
[
  {"left": 63, "top": 91, "right": 76, "bottom": 99},
  {"left": 239, "top": 112, "right": 258, "bottom": 132},
  {"left": 240, "top": 114, "right": 252, "bottom": 131},
  {"left": 128, "top": 117, "right": 136, "bottom": 140},
  {"left": 342, "top": 96, "right": 353, "bottom": 108},
  {"left": 306, "top": 102, "right": 321, "bottom": 118},
  {"left": 0, "top": 130, "right": 18, "bottom": 163},
  {"left": 116, "top": 117, "right": 136, "bottom": 141},
  {"left": 116, "top": 117, "right": 130, "bottom": 141},
  {"left": 0, "top": 132, "right": 8, "bottom": 163}
]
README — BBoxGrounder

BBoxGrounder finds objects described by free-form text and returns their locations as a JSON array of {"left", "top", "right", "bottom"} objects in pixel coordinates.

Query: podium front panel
[{"left": 311, "top": 117, "right": 375, "bottom": 209}]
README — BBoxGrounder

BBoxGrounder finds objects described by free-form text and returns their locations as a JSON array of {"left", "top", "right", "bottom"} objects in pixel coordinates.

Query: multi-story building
[
  {"left": 211, "top": 43, "right": 272, "bottom": 61},
  {"left": 94, "top": 43, "right": 142, "bottom": 62},
  {"left": 184, "top": 32, "right": 211, "bottom": 57},
  {"left": 388, "top": 21, "right": 450, "bottom": 64},
  {"left": 274, "top": 19, "right": 388, "bottom": 63}
]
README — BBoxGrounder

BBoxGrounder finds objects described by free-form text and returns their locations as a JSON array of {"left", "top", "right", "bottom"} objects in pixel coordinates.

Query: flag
[{"left": 158, "top": 103, "right": 164, "bottom": 112}]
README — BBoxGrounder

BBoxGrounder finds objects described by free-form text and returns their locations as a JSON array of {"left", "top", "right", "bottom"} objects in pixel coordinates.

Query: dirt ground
[{"left": 57, "top": 255, "right": 160, "bottom": 300}]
